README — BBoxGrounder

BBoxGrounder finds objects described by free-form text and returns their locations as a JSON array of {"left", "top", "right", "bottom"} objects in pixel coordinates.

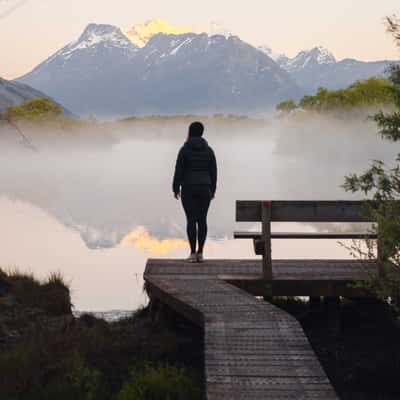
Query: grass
[
  {"left": 118, "top": 364, "right": 202, "bottom": 400},
  {"left": 0, "top": 269, "right": 204, "bottom": 400},
  {"left": 3, "top": 268, "right": 400, "bottom": 399},
  {"left": 0, "top": 268, "right": 72, "bottom": 315}
]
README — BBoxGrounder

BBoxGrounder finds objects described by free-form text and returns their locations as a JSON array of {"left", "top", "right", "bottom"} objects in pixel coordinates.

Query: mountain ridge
[
  {"left": 17, "top": 24, "right": 301, "bottom": 117},
  {"left": 15, "top": 20, "right": 399, "bottom": 117}
]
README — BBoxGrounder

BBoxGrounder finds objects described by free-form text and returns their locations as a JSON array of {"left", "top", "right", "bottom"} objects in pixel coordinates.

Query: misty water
[{"left": 0, "top": 115, "right": 396, "bottom": 311}]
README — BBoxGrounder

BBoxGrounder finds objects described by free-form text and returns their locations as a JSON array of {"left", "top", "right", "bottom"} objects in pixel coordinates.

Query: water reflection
[
  {"left": 0, "top": 116, "right": 396, "bottom": 310},
  {"left": 123, "top": 227, "right": 187, "bottom": 255},
  {"left": 0, "top": 197, "right": 370, "bottom": 310}
]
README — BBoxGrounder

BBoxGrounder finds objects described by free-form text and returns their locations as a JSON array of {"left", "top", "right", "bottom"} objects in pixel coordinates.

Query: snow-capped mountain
[
  {"left": 125, "top": 19, "right": 232, "bottom": 48},
  {"left": 28, "top": 23, "right": 138, "bottom": 74},
  {"left": 15, "top": 20, "right": 399, "bottom": 116},
  {"left": 301, "top": 58, "right": 395, "bottom": 92},
  {"left": 63, "top": 23, "right": 137, "bottom": 56},
  {"left": 275, "top": 46, "right": 395, "bottom": 92},
  {"left": 17, "top": 24, "right": 140, "bottom": 116},
  {"left": 125, "top": 18, "right": 204, "bottom": 47},
  {"left": 126, "top": 32, "right": 299, "bottom": 115},
  {"left": 280, "top": 46, "right": 336, "bottom": 73},
  {"left": 17, "top": 24, "right": 300, "bottom": 117}
]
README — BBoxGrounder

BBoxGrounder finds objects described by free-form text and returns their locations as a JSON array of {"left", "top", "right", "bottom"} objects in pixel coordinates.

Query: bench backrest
[
  {"left": 236, "top": 201, "right": 371, "bottom": 223},
  {"left": 236, "top": 200, "right": 374, "bottom": 286}
]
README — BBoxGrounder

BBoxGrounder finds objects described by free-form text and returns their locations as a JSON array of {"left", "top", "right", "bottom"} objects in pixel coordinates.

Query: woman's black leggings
[{"left": 181, "top": 185, "right": 212, "bottom": 254}]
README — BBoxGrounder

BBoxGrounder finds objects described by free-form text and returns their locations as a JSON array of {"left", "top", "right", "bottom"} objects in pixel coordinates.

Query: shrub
[
  {"left": 343, "top": 18, "right": 400, "bottom": 302},
  {"left": 0, "top": 338, "right": 103, "bottom": 400},
  {"left": 4, "top": 269, "right": 72, "bottom": 315},
  {"left": 276, "top": 99, "right": 297, "bottom": 113},
  {"left": 6, "top": 98, "right": 62, "bottom": 120},
  {"left": 118, "top": 364, "right": 202, "bottom": 400},
  {"left": 278, "top": 77, "right": 397, "bottom": 114}
]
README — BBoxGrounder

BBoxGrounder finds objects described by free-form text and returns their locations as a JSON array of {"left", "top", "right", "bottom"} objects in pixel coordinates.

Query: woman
[{"left": 173, "top": 122, "right": 217, "bottom": 263}]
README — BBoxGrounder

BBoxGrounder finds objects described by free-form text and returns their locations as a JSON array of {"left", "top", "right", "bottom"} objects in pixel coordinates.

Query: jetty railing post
[{"left": 261, "top": 201, "right": 273, "bottom": 292}]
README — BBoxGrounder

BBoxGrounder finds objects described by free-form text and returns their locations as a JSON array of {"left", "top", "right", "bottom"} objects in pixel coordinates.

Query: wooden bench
[{"left": 235, "top": 201, "right": 379, "bottom": 287}]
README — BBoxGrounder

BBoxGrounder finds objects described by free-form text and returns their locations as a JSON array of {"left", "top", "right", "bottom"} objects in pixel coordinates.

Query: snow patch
[
  {"left": 281, "top": 46, "right": 336, "bottom": 72},
  {"left": 170, "top": 37, "right": 193, "bottom": 55},
  {"left": 52, "top": 24, "right": 137, "bottom": 61}
]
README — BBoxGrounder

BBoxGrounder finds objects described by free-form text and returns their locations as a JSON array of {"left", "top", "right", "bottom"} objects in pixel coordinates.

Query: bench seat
[
  {"left": 234, "top": 231, "right": 378, "bottom": 240},
  {"left": 234, "top": 231, "right": 378, "bottom": 256}
]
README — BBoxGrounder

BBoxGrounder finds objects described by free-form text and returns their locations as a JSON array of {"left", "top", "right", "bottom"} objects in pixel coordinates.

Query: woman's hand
[{"left": 174, "top": 192, "right": 180, "bottom": 200}]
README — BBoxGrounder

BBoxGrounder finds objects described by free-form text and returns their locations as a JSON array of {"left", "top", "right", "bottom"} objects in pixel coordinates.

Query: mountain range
[
  {"left": 260, "top": 45, "right": 394, "bottom": 92},
  {"left": 12, "top": 19, "right": 399, "bottom": 117}
]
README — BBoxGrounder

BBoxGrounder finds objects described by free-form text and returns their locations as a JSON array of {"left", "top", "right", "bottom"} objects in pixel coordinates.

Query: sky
[{"left": 0, "top": 0, "right": 399, "bottom": 79}]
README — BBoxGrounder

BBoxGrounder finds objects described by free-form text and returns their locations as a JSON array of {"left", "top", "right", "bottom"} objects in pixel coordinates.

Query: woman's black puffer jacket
[{"left": 172, "top": 137, "right": 217, "bottom": 195}]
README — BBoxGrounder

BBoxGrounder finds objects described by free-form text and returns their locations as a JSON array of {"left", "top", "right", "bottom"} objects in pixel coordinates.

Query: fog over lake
[{"left": 0, "top": 115, "right": 396, "bottom": 310}]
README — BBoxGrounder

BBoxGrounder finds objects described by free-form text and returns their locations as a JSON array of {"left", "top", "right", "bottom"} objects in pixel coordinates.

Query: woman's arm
[
  {"left": 209, "top": 148, "right": 217, "bottom": 197},
  {"left": 172, "top": 147, "right": 185, "bottom": 196}
]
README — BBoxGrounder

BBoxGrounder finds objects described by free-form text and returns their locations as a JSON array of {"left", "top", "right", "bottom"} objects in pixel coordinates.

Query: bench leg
[
  {"left": 309, "top": 296, "right": 322, "bottom": 311},
  {"left": 323, "top": 296, "right": 341, "bottom": 334},
  {"left": 261, "top": 202, "right": 272, "bottom": 282}
]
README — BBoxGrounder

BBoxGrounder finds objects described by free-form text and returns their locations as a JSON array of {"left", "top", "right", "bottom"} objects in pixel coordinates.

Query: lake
[{"left": 0, "top": 115, "right": 395, "bottom": 311}]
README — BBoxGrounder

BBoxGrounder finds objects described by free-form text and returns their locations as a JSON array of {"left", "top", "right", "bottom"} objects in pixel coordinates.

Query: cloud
[{"left": 0, "top": 0, "right": 29, "bottom": 20}]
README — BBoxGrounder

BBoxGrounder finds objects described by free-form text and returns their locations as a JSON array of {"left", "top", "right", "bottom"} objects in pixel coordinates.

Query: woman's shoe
[
  {"left": 186, "top": 253, "right": 197, "bottom": 263},
  {"left": 197, "top": 253, "right": 204, "bottom": 263}
]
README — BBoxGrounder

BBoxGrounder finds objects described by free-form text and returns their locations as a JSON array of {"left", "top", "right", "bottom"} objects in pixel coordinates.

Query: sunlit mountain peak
[{"left": 125, "top": 18, "right": 205, "bottom": 47}]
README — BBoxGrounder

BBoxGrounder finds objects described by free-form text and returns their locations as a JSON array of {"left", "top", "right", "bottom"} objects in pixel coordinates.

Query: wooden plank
[
  {"left": 207, "top": 384, "right": 338, "bottom": 400},
  {"left": 236, "top": 200, "right": 371, "bottom": 222},
  {"left": 144, "top": 259, "right": 339, "bottom": 400},
  {"left": 234, "top": 231, "right": 378, "bottom": 239},
  {"left": 145, "top": 259, "right": 378, "bottom": 282}
]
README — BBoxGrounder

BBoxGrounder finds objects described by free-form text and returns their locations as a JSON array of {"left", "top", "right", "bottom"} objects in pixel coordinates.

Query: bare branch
[
  {"left": 0, "top": 0, "right": 29, "bottom": 20},
  {"left": 6, "top": 118, "right": 38, "bottom": 152},
  {"left": 386, "top": 16, "right": 400, "bottom": 47}
]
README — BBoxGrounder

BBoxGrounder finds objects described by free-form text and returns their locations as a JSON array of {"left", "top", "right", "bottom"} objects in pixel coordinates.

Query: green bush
[
  {"left": 6, "top": 98, "right": 62, "bottom": 120},
  {"left": 300, "top": 79, "right": 395, "bottom": 112},
  {"left": 0, "top": 346, "right": 102, "bottom": 400},
  {"left": 343, "top": 18, "right": 400, "bottom": 302},
  {"left": 276, "top": 99, "right": 297, "bottom": 113},
  {"left": 118, "top": 364, "right": 202, "bottom": 400},
  {"left": 278, "top": 77, "right": 396, "bottom": 114}
]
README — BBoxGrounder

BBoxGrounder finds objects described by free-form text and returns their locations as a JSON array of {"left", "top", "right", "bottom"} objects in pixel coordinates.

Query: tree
[
  {"left": 343, "top": 17, "right": 400, "bottom": 302},
  {"left": 6, "top": 97, "right": 62, "bottom": 120},
  {"left": 276, "top": 99, "right": 297, "bottom": 114},
  {"left": 297, "top": 79, "right": 395, "bottom": 113}
]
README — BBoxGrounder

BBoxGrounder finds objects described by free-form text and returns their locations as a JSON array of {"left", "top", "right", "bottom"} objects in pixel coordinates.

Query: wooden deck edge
[{"left": 145, "top": 277, "right": 205, "bottom": 326}]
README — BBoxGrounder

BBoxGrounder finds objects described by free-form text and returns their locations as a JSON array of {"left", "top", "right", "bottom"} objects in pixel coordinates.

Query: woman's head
[{"left": 188, "top": 121, "right": 204, "bottom": 138}]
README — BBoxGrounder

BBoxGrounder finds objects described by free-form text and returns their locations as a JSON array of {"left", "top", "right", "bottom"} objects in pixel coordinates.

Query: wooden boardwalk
[{"left": 144, "top": 259, "right": 345, "bottom": 399}]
